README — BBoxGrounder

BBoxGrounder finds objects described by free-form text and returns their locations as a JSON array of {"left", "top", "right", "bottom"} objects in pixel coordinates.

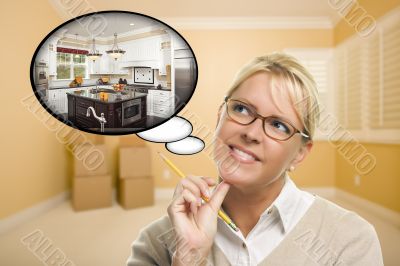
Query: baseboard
[
  {"left": 0, "top": 191, "right": 69, "bottom": 235},
  {"left": 335, "top": 189, "right": 400, "bottom": 228}
]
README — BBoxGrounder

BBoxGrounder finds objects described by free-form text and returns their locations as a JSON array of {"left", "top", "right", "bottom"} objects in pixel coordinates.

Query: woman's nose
[{"left": 241, "top": 118, "right": 264, "bottom": 143}]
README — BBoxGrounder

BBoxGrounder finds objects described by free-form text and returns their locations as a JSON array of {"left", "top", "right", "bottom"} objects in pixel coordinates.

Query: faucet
[{"left": 86, "top": 106, "right": 107, "bottom": 133}]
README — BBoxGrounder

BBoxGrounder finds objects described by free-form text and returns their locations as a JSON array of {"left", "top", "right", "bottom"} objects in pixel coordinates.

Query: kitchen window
[{"left": 56, "top": 48, "right": 88, "bottom": 80}]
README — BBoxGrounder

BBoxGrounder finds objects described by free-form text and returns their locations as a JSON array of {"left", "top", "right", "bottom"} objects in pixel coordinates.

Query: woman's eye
[
  {"left": 233, "top": 103, "right": 250, "bottom": 115},
  {"left": 271, "top": 120, "right": 290, "bottom": 133}
]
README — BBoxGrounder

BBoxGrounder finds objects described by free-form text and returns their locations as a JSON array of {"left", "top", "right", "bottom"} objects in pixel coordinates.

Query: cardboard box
[
  {"left": 119, "top": 135, "right": 146, "bottom": 147},
  {"left": 65, "top": 131, "right": 105, "bottom": 150},
  {"left": 72, "top": 175, "right": 112, "bottom": 211},
  {"left": 118, "top": 177, "right": 154, "bottom": 209},
  {"left": 74, "top": 144, "right": 108, "bottom": 177},
  {"left": 119, "top": 146, "right": 151, "bottom": 178}
]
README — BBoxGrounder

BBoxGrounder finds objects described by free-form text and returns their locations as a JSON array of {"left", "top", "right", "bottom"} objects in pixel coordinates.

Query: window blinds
[{"left": 336, "top": 8, "right": 400, "bottom": 143}]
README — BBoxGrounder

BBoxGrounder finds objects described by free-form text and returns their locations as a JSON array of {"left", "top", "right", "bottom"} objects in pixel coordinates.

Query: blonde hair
[{"left": 226, "top": 52, "right": 320, "bottom": 141}]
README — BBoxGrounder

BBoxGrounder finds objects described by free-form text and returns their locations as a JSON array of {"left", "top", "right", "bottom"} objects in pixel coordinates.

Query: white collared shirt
[{"left": 215, "top": 174, "right": 315, "bottom": 266}]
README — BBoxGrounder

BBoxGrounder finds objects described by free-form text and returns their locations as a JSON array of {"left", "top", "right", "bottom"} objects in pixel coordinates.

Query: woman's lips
[{"left": 228, "top": 145, "right": 260, "bottom": 163}]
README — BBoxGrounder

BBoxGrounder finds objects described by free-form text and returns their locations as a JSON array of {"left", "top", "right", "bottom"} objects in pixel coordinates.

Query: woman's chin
[{"left": 219, "top": 168, "right": 253, "bottom": 185}]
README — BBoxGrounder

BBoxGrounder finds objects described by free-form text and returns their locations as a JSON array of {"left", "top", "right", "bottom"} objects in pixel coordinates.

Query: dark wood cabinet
[{"left": 67, "top": 93, "right": 147, "bottom": 130}]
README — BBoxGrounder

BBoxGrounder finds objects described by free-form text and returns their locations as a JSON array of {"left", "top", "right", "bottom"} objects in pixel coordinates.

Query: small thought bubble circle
[
  {"left": 166, "top": 136, "right": 205, "bottom": 155},
  {"left": 137, "top": 116, "right": 192, "bottom": 143}
]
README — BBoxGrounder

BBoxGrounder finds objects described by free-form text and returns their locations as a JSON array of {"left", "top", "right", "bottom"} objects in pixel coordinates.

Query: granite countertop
[
  {"left": 125, "top": 84, "right": 171, "bottom": 91},
  {"left": 49, "top": 84, "right": 98, "bottom": 90},
  {"left": 50, "top": 84, "right": 171, "bottom": 91},
  {"left": 66, "top": 89, "right": 147, "bottom": 103}
]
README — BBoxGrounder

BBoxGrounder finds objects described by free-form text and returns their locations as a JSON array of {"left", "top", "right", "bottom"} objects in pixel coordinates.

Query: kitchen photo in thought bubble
[{"left": 30, "top": 10, "right": 198, "bottom": 136}]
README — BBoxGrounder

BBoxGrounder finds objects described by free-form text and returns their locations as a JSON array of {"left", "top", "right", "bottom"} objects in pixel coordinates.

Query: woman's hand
[{"left": 167, "top": 176, "right": 230, "bottom": 265}]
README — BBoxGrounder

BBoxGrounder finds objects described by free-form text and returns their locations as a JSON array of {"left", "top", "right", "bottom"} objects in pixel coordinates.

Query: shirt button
[{"left": 242, "top": 242, "right": 246, "bottom": 248}]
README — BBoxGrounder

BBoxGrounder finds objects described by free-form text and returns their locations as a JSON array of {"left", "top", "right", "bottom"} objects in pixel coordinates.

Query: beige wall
[
  {"left": 0, "top": 0, "right": 66, "bottom": 218},
  {"left": 334, "top": 0, "right": 400, "bottom": 45},
  {"left": 2, "top": 0, "right": 399, "bottom": 219},
  {"left": 335, "top": 143, "right": 400, "bottom": 213},
  {"left": 333, "top": 0, "right": 400, "bottom": 213}
]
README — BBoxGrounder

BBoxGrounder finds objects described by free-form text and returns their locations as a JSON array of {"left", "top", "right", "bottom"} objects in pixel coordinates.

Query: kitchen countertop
[
  {"left": 50, "top": 84, "right": 171, "bottom": 91},
  {"left": 49, "top": 84, "right": 97, "bottom": 90},
  {"left": 66, "top": 89, "right": 147, "bottom": 103}
]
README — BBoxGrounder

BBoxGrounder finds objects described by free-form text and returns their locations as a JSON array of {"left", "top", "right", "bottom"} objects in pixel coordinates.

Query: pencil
[{"left": 157, "top": 152, "right": 238, "bottom": 232}]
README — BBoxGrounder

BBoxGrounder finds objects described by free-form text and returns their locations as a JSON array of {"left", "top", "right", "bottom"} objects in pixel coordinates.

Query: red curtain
[{"left": 57, "top": 47, "right": 88, "bottom": 55}]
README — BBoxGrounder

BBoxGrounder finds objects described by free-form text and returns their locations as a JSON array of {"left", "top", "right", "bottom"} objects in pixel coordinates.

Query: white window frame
[{"left": 56, "top": 51, "right": 89, "bottom": 80}]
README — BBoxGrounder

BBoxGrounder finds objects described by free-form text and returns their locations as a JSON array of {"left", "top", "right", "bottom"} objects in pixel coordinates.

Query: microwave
[{"left": 121, "top": 99, "right": 142, "bottom": 126}]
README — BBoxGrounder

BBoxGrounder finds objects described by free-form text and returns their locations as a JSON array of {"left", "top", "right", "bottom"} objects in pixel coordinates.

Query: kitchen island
[{"left": 67, "top": 89, "right": 147, "bottom": 133}]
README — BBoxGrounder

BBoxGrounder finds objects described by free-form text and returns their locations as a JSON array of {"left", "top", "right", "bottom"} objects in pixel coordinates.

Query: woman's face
[{"left": 214, "top": 71, "right": 312, "bottom": 189}]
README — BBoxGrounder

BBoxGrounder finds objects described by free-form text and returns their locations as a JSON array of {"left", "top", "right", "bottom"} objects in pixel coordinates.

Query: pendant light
[
  {"left": 73, "top": 34, "right": 80, "bottom": 60},
  {"left": 106, "top": 33, "right": 125, "bottom": 60},
  {"left": 87, "top": 37, "right": 102, "bottom": 62}
]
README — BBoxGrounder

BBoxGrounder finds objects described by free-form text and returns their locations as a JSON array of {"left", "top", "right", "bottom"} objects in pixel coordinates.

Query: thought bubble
[
  {"left": 137, "top": 116, "right": 192, "bottom": 143},
  {"left": 166, "top": 136, "right": 205, "bottom": 155}
]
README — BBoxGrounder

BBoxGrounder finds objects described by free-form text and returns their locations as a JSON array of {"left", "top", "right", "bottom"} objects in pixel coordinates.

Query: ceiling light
[
  {"left": 106, "top": 33, "right": 125, "bottom": 60},
  {"left": 87, "top": 38, "right": 102, "bottom": 62},
  {"left": 130, "top": 23, "right": 135, "bottom": 26}
]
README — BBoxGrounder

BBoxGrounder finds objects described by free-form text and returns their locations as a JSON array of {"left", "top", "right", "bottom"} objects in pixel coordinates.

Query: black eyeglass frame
[{"left": 224, "top": 96, "right": 310, "bottom": 141}]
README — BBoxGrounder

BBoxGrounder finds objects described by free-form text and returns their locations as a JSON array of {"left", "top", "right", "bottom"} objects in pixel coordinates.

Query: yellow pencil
[{"left": 158, "top": 152, "right": 238, "bottom": 232}]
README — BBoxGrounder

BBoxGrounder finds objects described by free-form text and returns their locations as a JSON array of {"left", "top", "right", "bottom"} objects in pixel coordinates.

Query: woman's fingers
[
  {"left": 180, "top": 178, "right": 201, "bottom": 199},
  {"left": 208, "top": 181, "right": 231, "bottom": 213},
  {"left": 187, "top": 176, "right": 214, "bottom": 198}
]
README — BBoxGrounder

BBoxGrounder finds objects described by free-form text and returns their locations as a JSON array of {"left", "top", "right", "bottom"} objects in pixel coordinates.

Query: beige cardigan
[{"left": 127, "top": 196, "right": 384, "bottom": 265}]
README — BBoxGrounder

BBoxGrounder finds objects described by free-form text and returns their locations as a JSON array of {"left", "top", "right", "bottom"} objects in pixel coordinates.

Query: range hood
[{"left": 119, "top": 60, "right": 160, "bottom": 69}]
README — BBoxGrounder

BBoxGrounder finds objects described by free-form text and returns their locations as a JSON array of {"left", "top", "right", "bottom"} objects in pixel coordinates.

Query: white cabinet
[
  {"left": 88, "top": 44, "right": 128, "bottom": 75},
  {"left": 48, "top": 87, "right": 95, "bottom": 114},
  {"left": 146, "top": 94, "right": 153, "bottom": 116},
  {"left": 47, "top": 37, "right": 60, "bottom": 76},
  {"left": 147, "top": 90, "right": 174, "bottom": 118},
  {"left": 159, "top": 38, "right": 171, "bottom": 76},
  {"left": 36, "top": 46, "right": 49, "bottom": 65},
  {"left": 89, "top": 45, "right": 108, "bottom": 74},
  {"left": 47, "top": 90, "right": 65, "bottom": 114},
  {"left": 171, "top": 33, "right": 188, "bottom": 50},
  {"left": 48, "top": 47, "right": 57, "bottom": 76},
  {"left": 120, "top": 36, "right": 162, "bottom": 64}
]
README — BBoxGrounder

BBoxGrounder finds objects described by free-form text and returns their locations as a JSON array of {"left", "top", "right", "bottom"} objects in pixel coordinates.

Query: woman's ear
[{"left": 289, "top": 141, "right": 313, "bottom": 170}]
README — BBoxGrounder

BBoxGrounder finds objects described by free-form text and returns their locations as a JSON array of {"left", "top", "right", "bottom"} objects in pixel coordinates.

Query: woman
[{"left": 127, "top": 53, "right": 383, "bottom": 266}]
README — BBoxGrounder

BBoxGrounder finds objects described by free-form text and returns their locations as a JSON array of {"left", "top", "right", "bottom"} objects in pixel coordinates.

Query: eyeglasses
[{"left": 224, "top": 97, "right": 310, "bottom": 141}]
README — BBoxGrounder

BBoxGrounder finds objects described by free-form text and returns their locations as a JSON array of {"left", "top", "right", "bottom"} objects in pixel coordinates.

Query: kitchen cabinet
[
  {"left": 147, "top": 90, "right": 174, "bottom": 118},
  {"left": 88, "top": 44, "right": 128, "bottom": 75},
  {"left": 120, "top": 36, "right": 162, "bottom": 63},
  {"left": 36, "top": 45, "right": 49, "bottom": 65},
  {"left": 159, "top": 42, "right": 171, "bottom": 76},
  {"left": 67, "top": 93, "right": 147, "bottom": 129},
  {"left": 146, "top": 94, "right": 153, "bottom": 116},
  {"left": 48, "top": 48, "right": 57, "bottom": 76},
  {"left": 172, "top": 33, "right": 188, "bottom": 50},
  {"left": 48, "top": 87, "right": 95, "bottom": 114}
]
